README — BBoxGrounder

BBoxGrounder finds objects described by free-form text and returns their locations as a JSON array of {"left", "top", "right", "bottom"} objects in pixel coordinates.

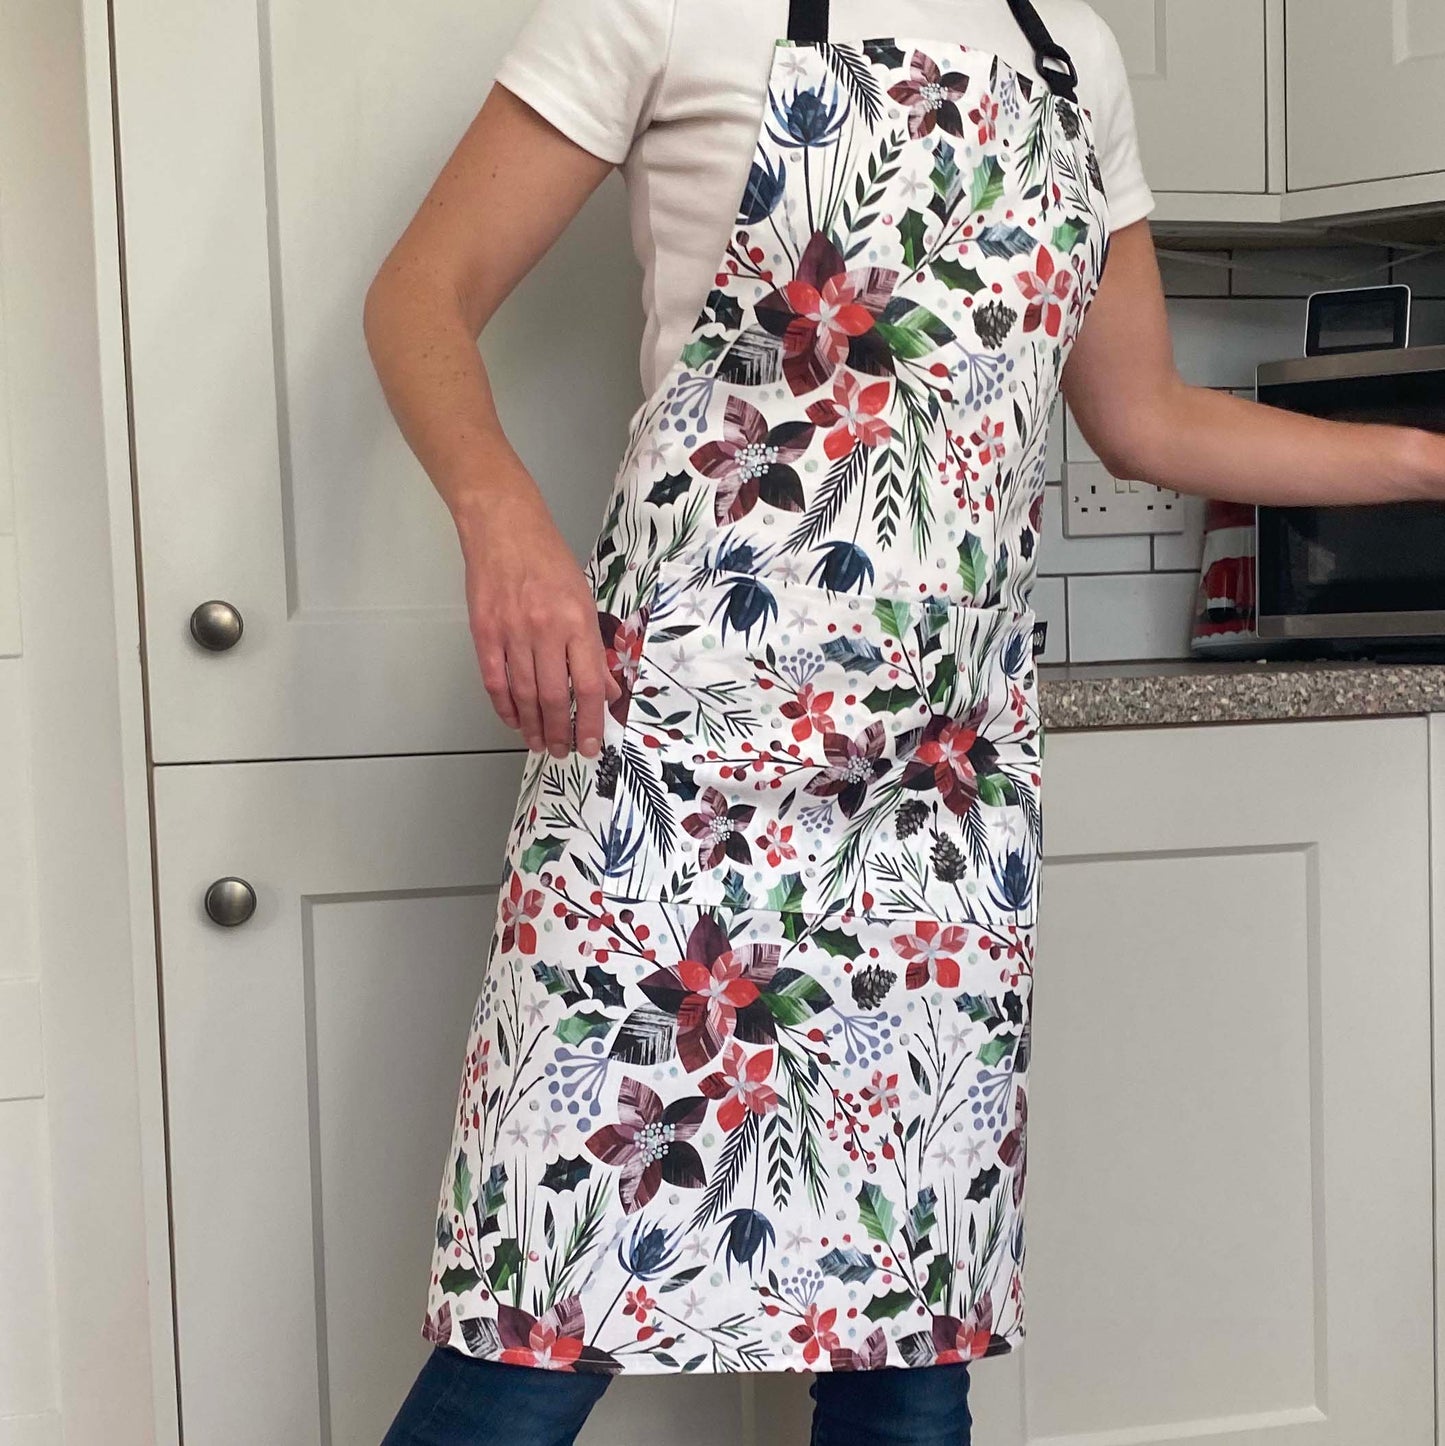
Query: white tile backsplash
[
  {"left": 1037, "top": 482, "right": 1153, "bottom": 574},
  {"left": 1066, "top": 571, "right": 1199, "bottom": 664},
  {"left": 1034, "top": 243, "right": 1429, "bottom": 665}
]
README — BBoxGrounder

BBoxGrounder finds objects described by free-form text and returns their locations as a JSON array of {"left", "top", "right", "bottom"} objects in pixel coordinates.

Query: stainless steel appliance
[{"left": 1192, "top": 342, "right": 1445, "bottom": 660}]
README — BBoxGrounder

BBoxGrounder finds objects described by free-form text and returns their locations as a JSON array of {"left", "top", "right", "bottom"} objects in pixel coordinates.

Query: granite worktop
[{"left": 1039, "top": 656, "right": 1445, "bottom": 730}]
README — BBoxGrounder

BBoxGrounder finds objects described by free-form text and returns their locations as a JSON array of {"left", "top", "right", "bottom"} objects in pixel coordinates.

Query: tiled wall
[{"left": 1035, "top": 243, "right": 1445, "bottom": 666}]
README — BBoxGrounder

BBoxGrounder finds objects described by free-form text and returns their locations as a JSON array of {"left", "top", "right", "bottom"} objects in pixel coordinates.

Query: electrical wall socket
[{"left": 1064, "top": 458, "right": 1185, "bottom": 538}]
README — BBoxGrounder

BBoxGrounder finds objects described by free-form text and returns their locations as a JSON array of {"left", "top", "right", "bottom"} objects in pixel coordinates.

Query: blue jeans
[{"left": 382, "top": 1345, "right": 973, "bottom": 1446}]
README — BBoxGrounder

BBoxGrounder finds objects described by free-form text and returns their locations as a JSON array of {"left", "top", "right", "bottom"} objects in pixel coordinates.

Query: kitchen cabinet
[
  {"left": 1287, "top": 0, "right": 1445, "bottom": 208},
  {"left": 111, "top": 0, "right": 635, "bottom": 763},
  {"left": 758, "top": 715, "right": 1436, "bottom": 1445},
  {"left": 152, "top": 749, "right": 753, "bottom": 1446},
  {"left": 1090, "top": 0, "right": 1278, "bottom": 221}
]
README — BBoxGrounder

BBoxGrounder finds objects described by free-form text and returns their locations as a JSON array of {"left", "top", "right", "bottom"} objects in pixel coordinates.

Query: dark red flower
[
  {"left": 1016, "top": 244, "right": 1075, "bottom": 338},
  {"left": 690, "top": 395, "right": 812, "bottom": 523},
  {"left": 900, "top": 703, "right": 1000, "bottom": 818},
  {"left": 499, "top": 870, "right": 545, "bottom": 954},
  {"left": 805, "top": 721, "right": 889, "bottom": 817},
  {"left": 495, "top": 1296, "right": 621, "bottom": 1372},
  {"left": 584, "top": 1075, "right": 707, "bottom": 1213},
  {"left": 699, "top": 1040, "right": 779, "bottom": 1131},
  {"left": 755, "top": 231, "right": 900, "bottom": 394},
  {"left": 682, "top": 786, "right": 756, "bottom": 870},
  {"left": 887, "top": 50, "right": 970, "bottom": 140},
  {"left": 598, "top": 607, "right": 648, "bottom": 724}
]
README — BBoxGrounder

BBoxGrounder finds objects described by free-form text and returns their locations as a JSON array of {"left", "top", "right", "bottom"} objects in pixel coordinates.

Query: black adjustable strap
[
  {"left": 1006, "top": 0, "right": 1080, "bottom": 100},
  {"left": 787, "top": 0, "right": 828, "bottom": 42}
]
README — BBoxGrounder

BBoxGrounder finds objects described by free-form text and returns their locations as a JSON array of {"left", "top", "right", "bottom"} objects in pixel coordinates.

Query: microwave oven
[{"left": 1232, "top": 344, "right": 1445, "bottom": 659}]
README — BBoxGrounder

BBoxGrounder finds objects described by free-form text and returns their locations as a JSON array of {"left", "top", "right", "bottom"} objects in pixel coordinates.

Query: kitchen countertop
[{"left": 1039, "top": 656, "right": 1445, "bottom": 730}]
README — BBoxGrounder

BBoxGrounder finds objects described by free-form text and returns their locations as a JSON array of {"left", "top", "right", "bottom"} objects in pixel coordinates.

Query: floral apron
[{"left": 424, "top": 0, "right": 1110, "bottom": 1375}]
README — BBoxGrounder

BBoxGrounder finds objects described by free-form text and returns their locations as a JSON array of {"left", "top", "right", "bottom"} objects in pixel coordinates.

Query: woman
[{"left": 365, "top": 0, "right": 1445, "bottom": 1441}]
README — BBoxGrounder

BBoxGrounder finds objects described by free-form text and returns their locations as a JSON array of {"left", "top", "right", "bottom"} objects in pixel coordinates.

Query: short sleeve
[
  {"left": 1080, "top": 10, "right": 1155, "bottom": 232},
  {"left": 492, "top": 0, "right": 676, "bottom": 166}
]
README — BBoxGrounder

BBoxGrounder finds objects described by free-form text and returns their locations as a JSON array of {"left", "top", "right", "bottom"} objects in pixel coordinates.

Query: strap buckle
[{"left": 1037, "top": 44, "right": 1079, "bottom": 100}]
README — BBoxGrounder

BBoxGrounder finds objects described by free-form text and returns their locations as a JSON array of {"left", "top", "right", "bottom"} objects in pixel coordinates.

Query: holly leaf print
[
  {"left": 956, "top": 992, "right": 1006, "bottom": 1028},
  {"left": 976, "top": 222, "right": 1037, "bottom": 259},
  {"left": 874, "top": 298, "right": 955, "bottom": 360},
  {"left": 584, "top": 964, "right": 626, "bottom": 1010},
  {"left": 977, "top": 1033, "right": 1017, "bottom": 1067},
  {"left": 931, "top": 256, "right": 986, "bottom": 293},
  {"left": 896, "top": 209, "right": 929, "bottom": 269},
  {"left": 486, "top": 1237, "right": 522, "bottom": 1294},
  {"left": 819, "top": 1245, "right": 877, "bottom": 1283},
  {"left": 519, "top": 834, "right": 569, "bottom": 872},
  {"left": 705, "top": 287, "right": 744, "bottom": 329},
  {"left": 862, "top": 682, "right": 920, "bottom": 714},
  {"left": 1051, "top": 214, "right": 1090, "bottom": 253},
  {"left": 452, "top": 1149, "right": 472, "bottom": 1217},
  {"left": 965, "top": 1164, "right": 1001, "bottom": 1202},
  {"left": 766, "top": 873, "right": 807, "bottom": 912},
  {"left": 968, "top": 155, "right": 1005, "bottom": 214},
  {"left": 540, "top": 1153, "right": 594, "bottom": 1193},
  {"left": 647, "top": 472, "right": 692, "bottom": 506},
  {"left": 661, "top": 760, "right": 699, "bottom": 800},
  {"left": 863, "top": 39, "right": 906, "bottom": 68},
  {"left": 808, "top": 925, "right": 859, "bottom": 957},
  {"left": 957, "top": 533, "right": 987, "bottom": 595},
  {"left": 857, "top": 1180, "right": 896, "bottom": 1243},
  {"left": 873, "top": 597, "right": 912, "bottom": 639},
  {"left": 439, "top": 1264, "right": 480, "bottom": 1295},
  {"left": 681, "top": 333, "right": 729, "bottom": 370},
  {"left": 762, "top": 968, "right": 834, "bottom": 1026},
  {"left": 863, "top": 1288, "right": 914, "bottom": 1321},
  {"left": 555, "top": 1010, "right": 614, "bottom": 1045}
]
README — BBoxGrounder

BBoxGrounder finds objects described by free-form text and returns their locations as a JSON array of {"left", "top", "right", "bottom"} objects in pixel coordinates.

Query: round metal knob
[
  {"left": 205, "top": 876, "right": 257, "bottom": 928},
  {"left": 190, "top": 600, "right": 244, "bottom": 651}
]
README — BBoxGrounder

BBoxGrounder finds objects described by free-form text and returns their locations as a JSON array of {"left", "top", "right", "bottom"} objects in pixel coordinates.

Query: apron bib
[{"left": 426, "top": 0, "right": 1110, "bottom": 1375}]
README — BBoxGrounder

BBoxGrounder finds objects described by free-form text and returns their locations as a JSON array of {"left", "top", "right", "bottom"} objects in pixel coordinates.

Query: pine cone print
[
  {"left": 972, "top": 299, "right": 1018, "bottom": 350},
  {"left": 895, "top": 798, "right": 929, "bottom": 839},
  {"left": 595, "top": 745, "right": 622, "bottom": 800},
  {"left": 1057, "top": 102, "right": 1082, "bottom": 141},
  {"left": 932, "top": 833, "right": 967, "bottom": 883},
  {"left": 851, "top": 962, "right": 896, "bottom": 1011}
]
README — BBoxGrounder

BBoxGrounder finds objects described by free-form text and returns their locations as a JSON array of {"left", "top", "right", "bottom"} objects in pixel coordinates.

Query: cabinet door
[
  {"left": 113, "top": 2, "right": 638, "bottom": 763},
  {"left": 1288, "top": 0, "right": 1445, "bottom": 191},
  {"left": 154, "top": 752, "right": 748, "bottom": 1446},
  {"left": 1089, "top": 0, "right": 1269, "bottom": 194},
  {"left": 757, "top": 716, "right": 1434, "bottom": 1445}
]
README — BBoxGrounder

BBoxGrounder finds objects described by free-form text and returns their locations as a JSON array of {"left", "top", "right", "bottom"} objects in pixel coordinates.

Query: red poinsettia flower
[
  {"left": 700, "top": 1040, "right": 779, "bottom": 1131},
  {"left": 805, "top": 371, "right": 893, "bottom": 460},
  {"left": 690, "top": 394, "right": 813, "bottom": 524},
  {"left": 758, "top": 818, "right": 797, "bottom": 867},
  {"left": 1015, "top": 244, "right": 1075, "bottom": 338},
  {"left": 789, "top": 1303, "right": 842, "bottom": 1365},
  {"left": 929, "top": 1290, "right": 994, "bottom": 1364},
  {"left": 805, "top": 721, "right": 889, "bottom": 818},
  {"left": 887, "top": 49, "right": 970, "bottom": 140},
  {"left": 969, "top": 93, "right": 999, "bottom": 145},
  {"left": 780, "top": 681, "right": 835, "bottom": 741},
  {"left": 900, "top": 702, "right": 1001, "bottom": 818},
  {"left": 860, "top": 1067, "right": 900, "bottom": 1117},
  {"left": 499, "top": 870, "right": 545, "bottom": 954},
  {"left": 970, "top": 414, "right": 1006, "bottom": 469},
  {"left": 755, "top": 231, "right": 900, "bottom": 395},
  {"left": 584, "top": 1075, "right": 707, "bottom": 1213},
  {"left": 895, "top": 919, "right": 969, "bottom": 990},
  {"left": 495, "top": 1296, "right": 620, "bottom": 1373},
  {"left": 682, "top": 786, "right": 756, "bottom": 870},
  {"left": 635, "top": 915, "right": 783, "bottom": 1072},
  {"left": 598, "top": 607, "right": 648, "bottom": 723}
]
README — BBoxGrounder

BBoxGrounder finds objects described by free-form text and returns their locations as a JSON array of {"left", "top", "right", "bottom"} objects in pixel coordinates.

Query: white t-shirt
[{"left": 494, "top": 0, "right": 1155, "bottom": 399}]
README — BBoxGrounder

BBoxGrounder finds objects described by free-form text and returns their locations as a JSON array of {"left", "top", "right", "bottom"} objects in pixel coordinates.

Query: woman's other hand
[
  {"left": 362, "top": 83, "right": 622, "bottom": 754},
  {"left": 454, "top": 476, "right": 620, "bottom": 758}
]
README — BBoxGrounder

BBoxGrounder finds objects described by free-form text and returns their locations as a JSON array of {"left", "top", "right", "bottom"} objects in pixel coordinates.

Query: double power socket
[{"left": 1059, "top": 408, "right": 1185, "bottom": 538}]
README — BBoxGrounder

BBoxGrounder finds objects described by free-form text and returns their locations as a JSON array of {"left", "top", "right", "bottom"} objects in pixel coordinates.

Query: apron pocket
[{"left": 600, "top": 558, "right": 1042, "bottom": 930}]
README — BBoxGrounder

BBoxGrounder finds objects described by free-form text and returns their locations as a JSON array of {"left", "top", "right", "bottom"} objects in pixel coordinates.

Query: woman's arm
[
  {"left": 1063, "top": 221, "right": 1445, "bottom": 505},
  {"left": 363, "top": 83, "right": 621, "bottom": 760}
]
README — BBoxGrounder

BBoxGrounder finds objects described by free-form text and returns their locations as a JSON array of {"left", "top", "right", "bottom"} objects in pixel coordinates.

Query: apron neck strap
[{"left": 785, "top": 0, "right": 1080, "bottom": 103}]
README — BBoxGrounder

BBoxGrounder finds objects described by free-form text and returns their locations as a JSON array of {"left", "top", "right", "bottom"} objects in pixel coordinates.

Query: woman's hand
[
  {"left": 454, "top": 476, "right": 621, "bottom": 759},
  {"left": 361, "top": 84, "right": 625, "bottom": 755}
]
